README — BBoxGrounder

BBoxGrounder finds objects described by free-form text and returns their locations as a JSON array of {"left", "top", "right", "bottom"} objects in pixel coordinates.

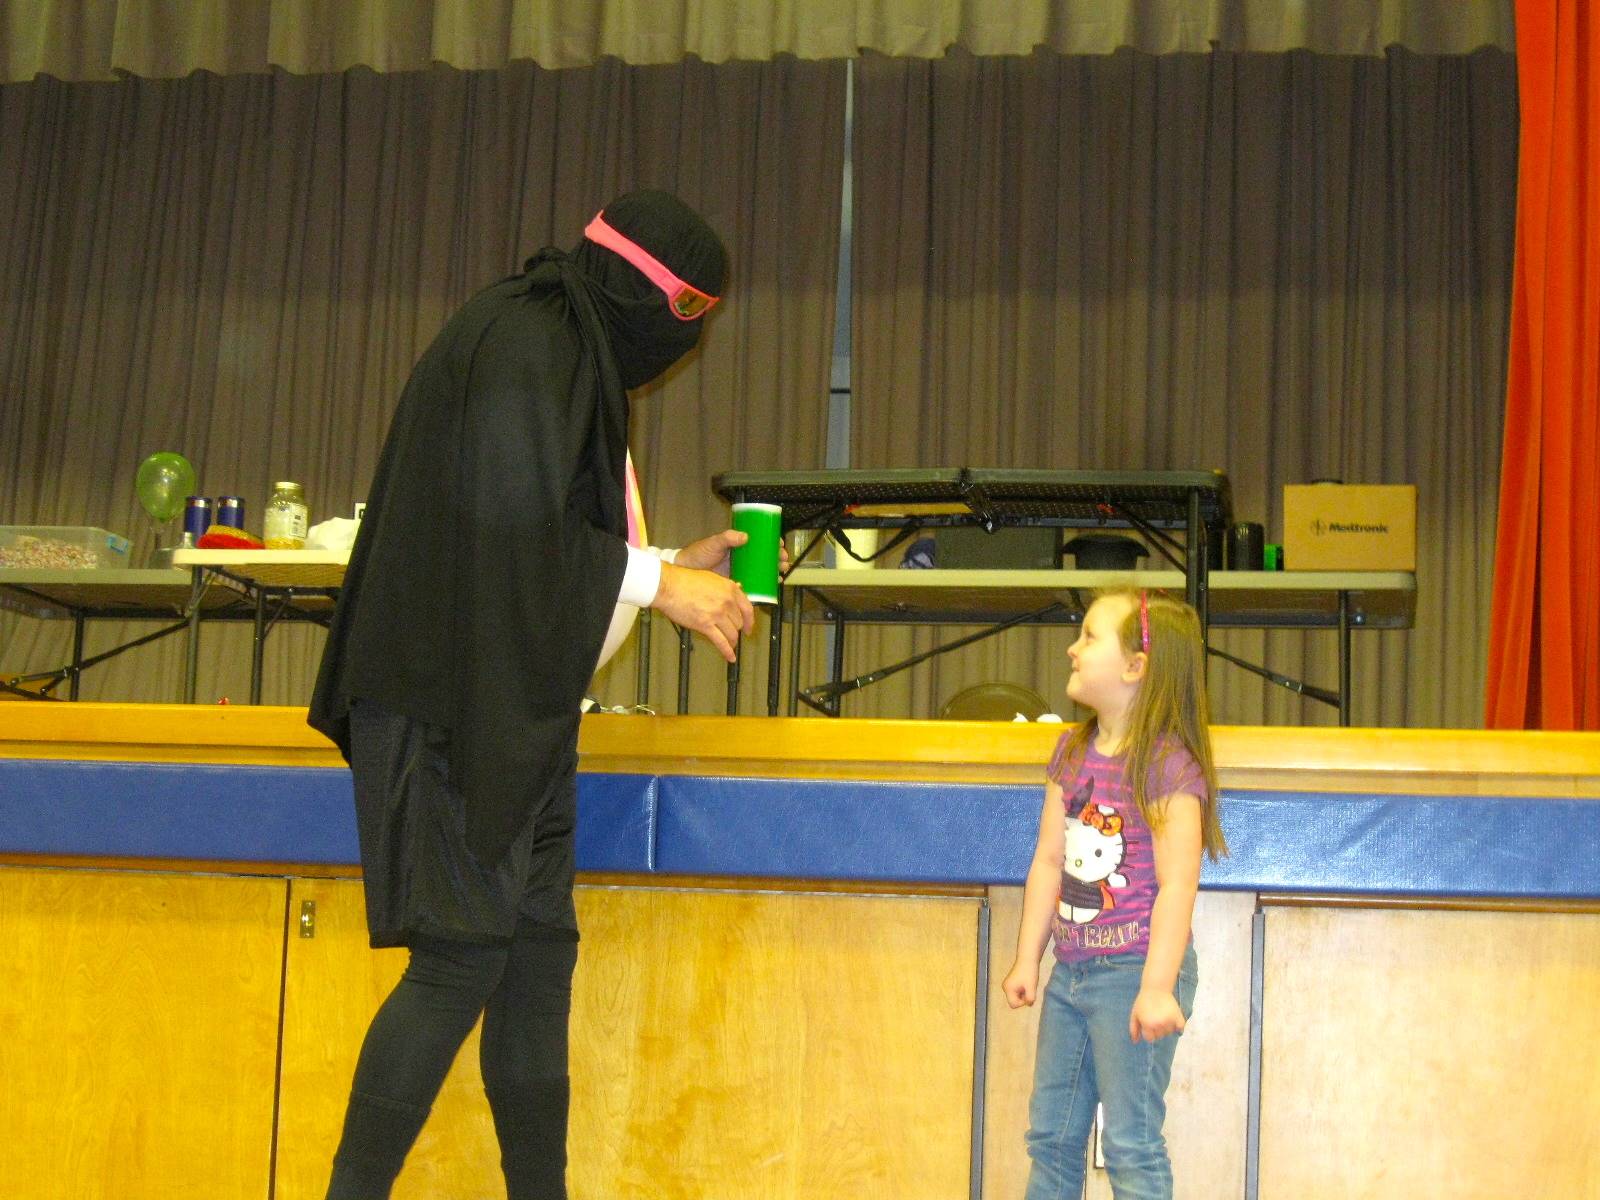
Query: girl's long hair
[{"left": 1060, "top": 588, "right": 1228, "bottom": 860}]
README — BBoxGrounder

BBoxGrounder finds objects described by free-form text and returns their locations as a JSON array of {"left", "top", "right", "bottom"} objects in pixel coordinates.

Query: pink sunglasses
[{"left": 584, "top": 211, "right": 720, "bottom": 320}]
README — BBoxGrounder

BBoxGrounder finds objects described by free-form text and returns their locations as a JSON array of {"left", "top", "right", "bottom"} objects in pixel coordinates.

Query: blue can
[
  {"left": 216, "top": 496, "right": 246, "bottom": 530},
  {"left": 183, "top": 496, "right": 213, "bottom": 539}
]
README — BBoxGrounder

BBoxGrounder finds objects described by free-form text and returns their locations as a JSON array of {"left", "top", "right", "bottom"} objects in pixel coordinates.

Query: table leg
[
  {"left": 829, "top": 611, "right": 846, "bottom": 718},
  {"left": 184, "top": 567, "right": 203, "bottom": 703},
  {"left": 636, "top": 609, "right": 652, "bottom": 708},
  {"left": 677, "top": 626, "right": 692, "bottom": 715},
  {"left": 766, "top": 589, "right": 784, "bottom": 717},
  {"left": 1338, "top": 590, "right": 1352, "bottom": 727},
  {"left": 70, "top": 612, "right": 85, "bottom": 701},
  {"left": 250, "top": 589, "right": 266, "bottom": 705},
  {"left": 787, "top": 587, "right": 805, "bottom": 717},
  {"left": 1186, "top": 489, "right": 1209, "bottom": 635}
]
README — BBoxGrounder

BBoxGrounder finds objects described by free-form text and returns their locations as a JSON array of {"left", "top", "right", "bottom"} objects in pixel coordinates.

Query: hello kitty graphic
[{"left": 1058, "top": 778, "right": 1128, "bottom": 924}]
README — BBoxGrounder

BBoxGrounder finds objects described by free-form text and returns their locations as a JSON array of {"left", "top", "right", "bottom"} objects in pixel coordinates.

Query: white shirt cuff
[{"left": 619, "top": 544, "right": 679, "bottom": 606}]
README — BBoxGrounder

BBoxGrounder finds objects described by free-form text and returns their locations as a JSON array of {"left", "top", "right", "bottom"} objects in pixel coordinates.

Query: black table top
[{"left": 711, "top": 467, "right": 1233, "bottom": 530}]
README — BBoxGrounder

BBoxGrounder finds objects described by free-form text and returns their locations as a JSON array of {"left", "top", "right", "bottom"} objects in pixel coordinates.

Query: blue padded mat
[{"left": 2, "top": 758, "right": 1596, "bottom": 899}]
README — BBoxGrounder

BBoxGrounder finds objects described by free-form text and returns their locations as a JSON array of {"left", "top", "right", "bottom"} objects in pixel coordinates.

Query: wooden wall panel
[
  {"left": 0, "top": 866, "right": 285, "bottom": 1200},
  {"left": 276, "top": 879, "right": 982, "bottom": 1200},
  {"left": 1260, "top": 906, "right": 1600, "bottom": 1198},
  {"left": 982, "top": 888, "right": 1254, "bottom": 1200}
]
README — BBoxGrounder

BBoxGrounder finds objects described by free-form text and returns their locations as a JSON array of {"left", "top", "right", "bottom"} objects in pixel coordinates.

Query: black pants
[{"left": 325, "top": 925, "right": 579, "bottom": 1199}]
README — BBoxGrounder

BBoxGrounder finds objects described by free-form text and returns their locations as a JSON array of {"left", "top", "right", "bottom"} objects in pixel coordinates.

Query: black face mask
[{"left": 569, "top": 190, "right": 728, "bottom": 390}]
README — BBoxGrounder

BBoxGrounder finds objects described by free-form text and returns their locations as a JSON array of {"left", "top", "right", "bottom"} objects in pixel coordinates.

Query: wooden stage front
[{"left": 1, "top": 706, "right": 1597, "bottom": 1199}]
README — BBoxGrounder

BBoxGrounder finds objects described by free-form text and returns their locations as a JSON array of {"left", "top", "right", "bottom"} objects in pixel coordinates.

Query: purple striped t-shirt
[{"left": 1045, "top": 733, "right": 1206, "bottom": 964}]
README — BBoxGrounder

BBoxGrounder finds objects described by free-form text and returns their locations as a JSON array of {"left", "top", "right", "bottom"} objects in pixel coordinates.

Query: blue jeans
[{"left": 1024, "top": 946, "right": 1198, "bottom": 1200}]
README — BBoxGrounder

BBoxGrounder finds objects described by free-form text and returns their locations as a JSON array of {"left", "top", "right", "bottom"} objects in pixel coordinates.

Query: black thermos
[{"left": 1228, "top": 521, "right": 1265, "bottom": 570}]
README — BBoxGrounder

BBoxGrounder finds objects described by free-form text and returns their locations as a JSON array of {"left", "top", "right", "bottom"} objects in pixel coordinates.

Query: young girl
[{"left": 1002, "top": 588, "right": 1227, "bottom": 1200}]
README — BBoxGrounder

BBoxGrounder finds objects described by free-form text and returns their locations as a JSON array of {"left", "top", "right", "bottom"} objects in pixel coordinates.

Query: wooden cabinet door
[
  {"left": 1260, "top": 905, "right": 1600, "bottom": 1199},
  {"left": 0, "top": 866, "right": 286, "bottom": 1200},
  {"left": 276, "top": 879, "right": 982, "bottom": 1200},
  {"left": 569, "top": 885, "right": 981, "bottom": 1200}
]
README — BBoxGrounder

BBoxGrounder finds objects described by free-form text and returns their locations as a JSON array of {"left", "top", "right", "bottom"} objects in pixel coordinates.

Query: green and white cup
[{"left": 730, "top": 502, "right": 782, "bottom": 605}]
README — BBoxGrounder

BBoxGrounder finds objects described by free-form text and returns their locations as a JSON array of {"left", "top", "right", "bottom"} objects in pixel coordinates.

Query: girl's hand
[
  {"left": 1129, "top": 987, "right": 1186, "bottom": 1042},
  {"left": 1001, "top": 961, "right": 1040, "bottom": 1009}
]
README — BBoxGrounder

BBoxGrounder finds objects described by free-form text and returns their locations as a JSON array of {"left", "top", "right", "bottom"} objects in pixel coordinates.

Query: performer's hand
[
  {"left": 652, "top": 561, "right": 756, "bottom": 662},
  {"left": 674, "top": 529, "right": 792, "bottom": 576},
  {"left": 1001, "top": 960, "right": 1039, "bottom": 1009},
  {"left": 1129, "top": 988, "right": 1186, "bottom": 1042}
]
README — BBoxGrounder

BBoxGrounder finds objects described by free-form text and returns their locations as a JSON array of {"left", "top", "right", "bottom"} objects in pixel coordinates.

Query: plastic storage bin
[{"left": 0, "top": 526, "right": 133, "bottom": 569}]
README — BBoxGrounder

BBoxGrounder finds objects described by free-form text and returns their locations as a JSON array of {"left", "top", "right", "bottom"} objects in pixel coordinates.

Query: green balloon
[{"left": 135, "top": 452, "right": 197, "bottom": 523}]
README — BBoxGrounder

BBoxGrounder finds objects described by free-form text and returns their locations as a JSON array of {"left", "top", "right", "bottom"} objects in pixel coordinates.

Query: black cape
[
  {"left": 309, "top": 256, "right": 628, "bottom": 869},
  {"left": 310, "top": 191, "right": 726, "bottom": 910}
]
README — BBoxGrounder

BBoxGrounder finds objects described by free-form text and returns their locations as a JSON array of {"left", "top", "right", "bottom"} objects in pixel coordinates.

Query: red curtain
[{"left": 1485, "top": 0, "right": 1600, "bottom": 730}]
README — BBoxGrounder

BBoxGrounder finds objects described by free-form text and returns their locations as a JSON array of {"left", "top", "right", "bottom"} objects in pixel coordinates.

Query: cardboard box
[{"left": 1282, "top": 484, "right": 1415, "bottom": 571}]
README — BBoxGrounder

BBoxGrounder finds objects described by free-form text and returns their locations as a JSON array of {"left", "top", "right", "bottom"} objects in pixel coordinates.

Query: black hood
[{"left": 566, "top": 189, "right": 728, "bottom": 389}]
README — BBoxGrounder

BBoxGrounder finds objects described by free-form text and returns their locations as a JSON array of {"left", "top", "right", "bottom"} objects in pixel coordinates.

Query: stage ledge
[{"left": 1, "top": 704, "right": 1596, "bottom": 797}]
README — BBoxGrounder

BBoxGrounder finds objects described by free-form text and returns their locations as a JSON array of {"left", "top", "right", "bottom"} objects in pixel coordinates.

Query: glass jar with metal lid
[{"left": 263, "top": 481, "right": 309, "bottom": 549}]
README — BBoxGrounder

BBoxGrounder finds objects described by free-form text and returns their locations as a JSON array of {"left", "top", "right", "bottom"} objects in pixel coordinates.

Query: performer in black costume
[{"left": 309, "top": 190, "right": 753, "bottom": 1199}]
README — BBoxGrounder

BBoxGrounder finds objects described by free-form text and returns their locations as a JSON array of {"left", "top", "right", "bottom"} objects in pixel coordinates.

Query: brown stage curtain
[
  {"left": 845, "top": 47, "right": 1518, "bottom": 728},
  {"left": 1, "top": 0, "right": 1515, "bottom": 84},
  {"left": 0, "top": 57, "right": 844, "bottom": 712}
]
